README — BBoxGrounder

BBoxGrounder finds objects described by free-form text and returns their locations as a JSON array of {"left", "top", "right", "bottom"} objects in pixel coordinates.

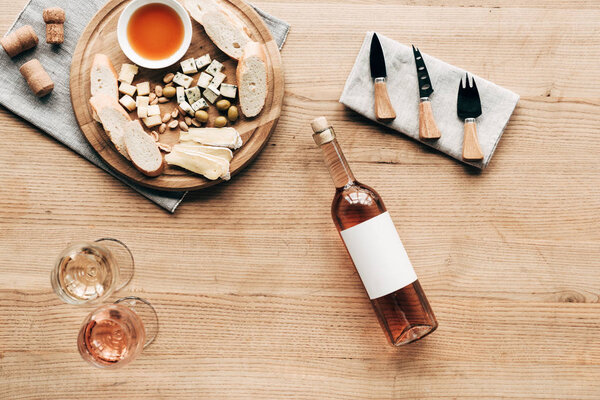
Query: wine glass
[
  {"left": 51, "top": 238, "right": 134, "bottom": 305},
  {"left": 77, "top": 296, "right": 159, "bottom": 368}
]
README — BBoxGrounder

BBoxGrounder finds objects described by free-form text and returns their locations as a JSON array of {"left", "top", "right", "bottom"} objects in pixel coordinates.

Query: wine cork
[
  {"left": 311, "top": 117, "right": 330, "bottom": 134},
  {"left": 20, "top": 59, "right": 54, "bottom": 97},
  {"left": 0, "top": 25, "right": 38, "bottom": 57},
  {"left": 43, "top": 7, "right": 66, "bottom": 44}
]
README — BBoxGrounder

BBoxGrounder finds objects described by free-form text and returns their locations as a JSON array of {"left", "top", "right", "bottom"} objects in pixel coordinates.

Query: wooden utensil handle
[
  {"left": 374, "top": 78, "right": 396, "bottom": 121},
  {"left": 462, "top": 119, "right": 484, "bottom": 161},
  {"left": 418, "top": 98, "right": 441, "bottom": 140}
]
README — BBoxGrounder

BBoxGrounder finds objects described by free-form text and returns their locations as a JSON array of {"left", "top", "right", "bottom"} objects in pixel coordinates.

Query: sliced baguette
[
  {"left": 89, "top": 94, "right": 131, "bottom": 158},
  {"left": 122, "top": 120, "right": 165, "bottom": 177},
  {"left": 90, "top": 54, "right": 119, "bottom": 100},
  {"left": 184, "top": 0, "right": 251, "bottom": 60},
  {"left": 236, "top": 42, "right": 267, "bottom": 118}
]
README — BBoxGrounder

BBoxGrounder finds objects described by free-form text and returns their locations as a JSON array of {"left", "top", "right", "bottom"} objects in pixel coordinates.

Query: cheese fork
[{"left": 457, "top": 73, "right": 484, "bottom": 161}]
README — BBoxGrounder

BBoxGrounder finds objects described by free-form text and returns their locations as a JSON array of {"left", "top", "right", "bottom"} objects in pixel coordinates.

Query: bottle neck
[{"left": 317, "top": 135, "right": 356, "bottom": 189}]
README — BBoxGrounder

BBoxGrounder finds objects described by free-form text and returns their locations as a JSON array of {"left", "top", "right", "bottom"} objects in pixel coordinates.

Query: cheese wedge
[
  {"left": 165, "top": 149, "right": 230, "bottom": 180},
  {"left": 173, "top": 142, "right": 233, "bottom": 162},
  {"left": 180, "top": 127, "right": 242, "bottom": 150}
]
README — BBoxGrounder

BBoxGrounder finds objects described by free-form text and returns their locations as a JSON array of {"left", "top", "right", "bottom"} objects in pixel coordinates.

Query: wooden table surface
[{"left": 1, "top": 0, "right": 599, "bottom": 398}]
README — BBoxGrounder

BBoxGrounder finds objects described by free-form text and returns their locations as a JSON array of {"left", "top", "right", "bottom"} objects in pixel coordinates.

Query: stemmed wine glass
[
  {"left": 77, "top": 296, "right": 159, "bottom": 368},
  {"left": 51, "top": 238, "right": 134, "bottom": 305}
]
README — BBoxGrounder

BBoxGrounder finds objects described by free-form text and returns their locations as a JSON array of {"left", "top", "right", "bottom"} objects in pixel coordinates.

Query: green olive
[
  {"left": 195, "top": 110, "right": 209, "bottom": 123},
  {"left": 214, "top": 116, "right": 228, "bottom": 128},
  {"left": 216, "top": 99, "right": 231, "bottom": 112},
  {"left": 227, "top": 106, "right": 239, "bottom": 122},
  {"left": 162, "top": 86, "right": 176, "bottom": 98}
]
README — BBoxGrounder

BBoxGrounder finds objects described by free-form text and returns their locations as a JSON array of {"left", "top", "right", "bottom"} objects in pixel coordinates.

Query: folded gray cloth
[
  {"left": 340, "top": 32, "right": 519, "bottom": 168},
  {"left": 0, "top": 0, "right": 289, "bottom": 212}
]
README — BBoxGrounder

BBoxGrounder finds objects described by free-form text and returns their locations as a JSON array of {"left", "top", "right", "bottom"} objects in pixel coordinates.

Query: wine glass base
[{"left": 115, "top": 296, "right": 159, "bottom": 347}]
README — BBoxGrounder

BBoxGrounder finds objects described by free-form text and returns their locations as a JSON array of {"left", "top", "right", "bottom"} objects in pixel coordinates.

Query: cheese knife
[
  {"left": 369, "top": 33, "right": 396, "bottom": 121},
  {"left": 412, "top": 45, "right": 441, "bottom": 140}
]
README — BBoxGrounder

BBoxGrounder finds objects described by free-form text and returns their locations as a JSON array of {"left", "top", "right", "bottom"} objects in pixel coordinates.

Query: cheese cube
[
  {"left": 180, "top": 58, "right": 198, "bottom": 75},
  {"left": 178, "top": 101, "right": 195, "bottom": 117},
  {"left": 205, "top": 60, "right": 223, "bottom": 76},
  {"left": 119, "top": 82, "right": 137, "bottom": 97},
  {"left": 176, "top": 87, "right": 186, "bottom": 103},
  {"left": 136, "top": 82, "right": 151, "bottom": 96},
  {"left": 173, "top": 72, "right": 193, "bottom": 88},
  {"left": 211, "top": 71, "right": 226, "bottom": 87},
  {"left": 197, "top": 72, "right": 213, "bottom": 89},
  {"left": 220, "top": 83, "right": 237, "bottom": 99},
  {"left": 191, "top": 98, "right": 209, "bottom": 111},
  {"left": 136, "top": 96, "right": 149, "bottom": 108},
  {"left": 142, "top": 115, "right": 162, "bottom": 128},
  {"left": 195, "top": 54, "right": 211, "bottom": 70},
  {"left": 147, "top": 104, "right": 161, "bottom": 116},
  {"left": 207, "top": 81, "right": 221, "bottom": 94},
  {"left": 118, "top": 63, "right": 138, "bottom": 84},
  {"left": 119, "top": 95, "right": 136, "bottom": 112},
  {"left": 137, "top": 106, "right": 148, "bottom": 119},
  {"left": 203, "top": 87, "right": 219, "bottom": 104},
  {"left": 185, "top": 86, "right": 201, "bottom": 104}
]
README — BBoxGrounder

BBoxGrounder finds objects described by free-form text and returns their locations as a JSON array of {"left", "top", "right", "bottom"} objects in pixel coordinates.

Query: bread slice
[
  {"left": 89, "top": 94, "right": 131, "bottom": 158},
  {"left": 184, "top": 0, "right": 251, "bottom": 60},
  {"left": 122, "top": 121, "right": 165, "bottom": 177},
  {"left": 236, "top": 42, "right": 267, "bottom": 118},
  {"left": 90, "top": 54, "right": 118, "bottom": 100}
]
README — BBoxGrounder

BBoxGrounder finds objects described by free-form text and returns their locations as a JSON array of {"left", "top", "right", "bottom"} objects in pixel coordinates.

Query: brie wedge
[
  {"left": 180, "top": 127, "right": 243, "bottom": 150},
  {"left": 165, "top": 149, "right": 230, "bottom": 180},
  {"left": 173, "top": 142, "right": 233, "bottom": 162}
]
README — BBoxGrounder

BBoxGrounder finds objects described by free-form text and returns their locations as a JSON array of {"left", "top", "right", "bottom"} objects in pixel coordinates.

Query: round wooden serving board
[{"left": 71, "top": 0, "right": 283, "bottom": 191}]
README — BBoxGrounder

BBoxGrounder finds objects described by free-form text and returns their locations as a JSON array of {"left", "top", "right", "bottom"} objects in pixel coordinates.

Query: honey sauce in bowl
[
  {"left": 127, "top": 3, "right": 184, "bottom": 60},
  {"left": 117, "top": 0, "right": 192, "bottom": 69}
]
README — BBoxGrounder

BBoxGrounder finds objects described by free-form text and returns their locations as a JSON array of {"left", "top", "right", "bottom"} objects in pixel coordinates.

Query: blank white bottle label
[{"left": 340, "top": 212, "right": 417, "bottom": 299}]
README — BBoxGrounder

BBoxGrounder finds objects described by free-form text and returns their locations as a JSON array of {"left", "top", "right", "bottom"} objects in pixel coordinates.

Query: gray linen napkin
[
  {"left": 0, "top": 0, "right": 289, "bottom": 212},
  {"left": 340, "top": 32, "right": 519, "bottom": 169}
]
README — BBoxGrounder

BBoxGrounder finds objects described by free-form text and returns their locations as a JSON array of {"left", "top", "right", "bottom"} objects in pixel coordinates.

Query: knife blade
[
  {"left": 412, "top": 45, "right": 434, "bottom": 98},
  {"left": 369, "top": 33, "right": 396, "bottom": 121},
  {"left": 412, "top": 45, "right": 440, "bottom": 140}
]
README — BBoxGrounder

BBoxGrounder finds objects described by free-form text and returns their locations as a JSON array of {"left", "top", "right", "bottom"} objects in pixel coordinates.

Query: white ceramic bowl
[{"left": 117, "top": 0, "right": 192, "bottom": 69}]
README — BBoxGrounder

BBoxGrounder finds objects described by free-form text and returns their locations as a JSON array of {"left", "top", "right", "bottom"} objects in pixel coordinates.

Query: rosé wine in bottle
[{"left": 311, "top": 117, "right": 437, "bottom": 346}]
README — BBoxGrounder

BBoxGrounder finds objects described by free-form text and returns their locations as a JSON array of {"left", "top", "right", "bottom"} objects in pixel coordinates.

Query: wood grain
[
  {"left": 70, "top": 0, "right": 284, "bottom": 191},
  {"left": 1, "top": 0, "right": 599, "bottom": 399}
]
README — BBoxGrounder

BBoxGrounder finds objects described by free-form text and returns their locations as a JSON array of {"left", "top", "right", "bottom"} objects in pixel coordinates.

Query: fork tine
[
  {"left": 465, "top": 73, "right": 471, "bottom": 88},
  {"left": 471, "top": 77, "right": 480, "bottom": 96}
]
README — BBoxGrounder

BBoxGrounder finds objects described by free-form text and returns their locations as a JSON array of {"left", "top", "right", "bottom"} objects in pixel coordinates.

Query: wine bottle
[{"left": 311, "top": 117, "right": 438, "bottom": 346}]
